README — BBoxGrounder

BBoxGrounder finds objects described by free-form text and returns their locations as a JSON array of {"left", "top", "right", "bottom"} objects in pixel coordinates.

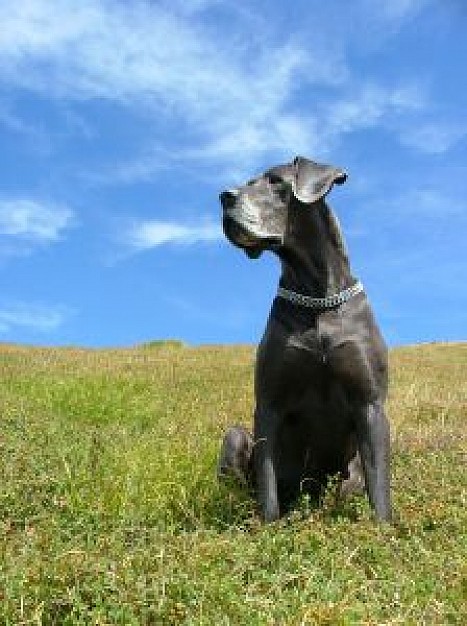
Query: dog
[{"left": 218, "top": 156, "right": 391, "bottom": 523}]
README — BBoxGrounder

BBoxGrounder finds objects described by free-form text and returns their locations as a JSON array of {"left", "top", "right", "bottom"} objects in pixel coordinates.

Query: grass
[{"left": 0, "top": 340, "right": 466, "bottom": 624}]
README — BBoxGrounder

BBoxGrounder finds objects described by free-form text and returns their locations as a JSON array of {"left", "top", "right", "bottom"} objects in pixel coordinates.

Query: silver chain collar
[{"left": 277, "top": 280, "right": 364, "bottom": 310}]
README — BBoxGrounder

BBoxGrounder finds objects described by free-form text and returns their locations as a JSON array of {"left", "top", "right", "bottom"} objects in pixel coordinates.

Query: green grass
[{"left": 1, "top": 341, "right": 466, "bottom": 624}]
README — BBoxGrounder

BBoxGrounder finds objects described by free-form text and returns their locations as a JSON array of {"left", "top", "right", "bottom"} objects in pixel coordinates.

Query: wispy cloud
[
  {"left": 356, "top": 0, "right": 433, "bottom": 30},
  {"left": 377, "top": 0, "right": 431, "bottom": 20},
  {"left": 0, "top": 0, "right": 445, "bottom": 183},
  {"left": 125, "top": 220, "right": 222, "bottom": 252},
  {"left": 0, "top": 199, "right": 73, "bottom": 242},
  {"left": 0, "top": 198, "right": 75, "bottom": 260},
  {"left": 400, "top": 120, "right": 467, "bottom": 154},
  {"left": 323, "top": 83, "right": 425, "bottom": 142},
  {"left": 347, "top": 186, "right": 466, "bottom": 244},
  {"left": 0, "top": 0, "right": 342, "bottom": 178},
  {"left": 383, "top": 188, "right": 465, "bottom": 218},
  {"left": 0, "top": 301, "right": 72, "bottom": 334},
  {"left": 0, "top": 1, "right": 309, "bottom": 121},
  {"left": 0, "top": 199, "right": 73, "bottom": 241},
  {"left": 0, "top": 102, "right": 40, "bottom": 138},
  {"left": 96, "top": 79, "right": 427, "bottom": 187}
]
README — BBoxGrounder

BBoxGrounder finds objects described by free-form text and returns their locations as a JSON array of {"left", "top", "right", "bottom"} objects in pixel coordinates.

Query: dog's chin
[
  {"left": 244, "top": 246, "right": 263, "bottom": 259},
  {"left": 223, "top": 216, "right": 264, "bottom": 259}
]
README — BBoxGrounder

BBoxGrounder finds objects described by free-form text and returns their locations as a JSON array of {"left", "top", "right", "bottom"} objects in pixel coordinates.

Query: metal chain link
[{"left": 277, "top": 280, "right": 364, "bottom": 310}]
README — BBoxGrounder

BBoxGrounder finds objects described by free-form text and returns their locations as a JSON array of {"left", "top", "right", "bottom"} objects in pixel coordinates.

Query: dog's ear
[{"left": 291, "top": 156, "right": 347, "bottom": 204}]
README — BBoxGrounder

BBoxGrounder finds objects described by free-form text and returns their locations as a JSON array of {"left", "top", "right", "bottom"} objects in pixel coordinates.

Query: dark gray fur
[{"left": 218, "top": 156, "right": 391, "bottom": 522}]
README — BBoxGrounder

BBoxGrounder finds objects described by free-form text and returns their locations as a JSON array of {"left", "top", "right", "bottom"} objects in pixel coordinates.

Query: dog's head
[{"left": 220, "top": 156, "right": 347, "bottom": 258}]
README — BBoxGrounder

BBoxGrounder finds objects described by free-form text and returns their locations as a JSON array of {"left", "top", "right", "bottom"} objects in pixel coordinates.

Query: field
[{"left": 0, "top": 341, "right": 466, "bottom": 624}]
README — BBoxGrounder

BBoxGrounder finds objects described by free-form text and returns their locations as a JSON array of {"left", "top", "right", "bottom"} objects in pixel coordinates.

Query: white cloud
[
  {"left": 0, "top": 103, "right": 38, "bottom": 136},
  {"left": 158, "top": 0, "right": 222, "bottom": 16},
  {"left": 0, "top": 198, "right": 74, "bottom": 261},
  {"left": 354, "top": 187, "right": 465, "bottom": 230},
  {"left": 0, "top": 1, "right": 307, "bottom": 119},
  {"left": 324, "top": 83, "right": 425, "bottom": 138},
  {"left": 0, "top": 301, "right": 71, "bottom": 333},
  {"left": 103, "top": 79, "right": 427, "bottom": 187},
  {"left": 0, "top": 0, "right": 342, "bottom": 175},
  {"left": 400, "top": 121, "right": 467, "bottom": 154},
  {"left": 388, "top": 189, "right": 464, "bottom": 217},
  {"left": 0, "top": 199, "right": 74, "bottom": 242},
  {"left": 357, "top": 0, "right": 432, "bottom": 25},
  {"left": 126, "top": 220, "right": 222, "bottom": 251},
  {"left": 0, "top": 0, "right": 441, "bottom": 183},
  {"left": 379, "top": 0, "right": 431, "bottom": 20}
]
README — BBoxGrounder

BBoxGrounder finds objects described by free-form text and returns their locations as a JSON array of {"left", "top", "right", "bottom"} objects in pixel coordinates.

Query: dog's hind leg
[
  {"left": 217, "top": 425, "right": 253, "bottom": 487},
  {"left": 338, "top": 452, "right": 366, "bottom": 500}
]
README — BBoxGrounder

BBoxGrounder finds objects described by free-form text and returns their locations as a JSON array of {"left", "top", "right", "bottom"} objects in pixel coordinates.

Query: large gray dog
[{"left": 218, "top": 156, "right": 391, "bottom": 523}]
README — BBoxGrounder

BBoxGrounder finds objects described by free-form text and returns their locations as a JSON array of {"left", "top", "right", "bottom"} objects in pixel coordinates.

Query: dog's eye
[{"left": 268, "top": 175, "right": 283, "bottom": 185}]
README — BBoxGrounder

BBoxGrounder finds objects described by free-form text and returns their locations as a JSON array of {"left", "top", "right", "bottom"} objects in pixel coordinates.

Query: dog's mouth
[{"left": 222, "top": 216, "right": 263, "bottom": 258}]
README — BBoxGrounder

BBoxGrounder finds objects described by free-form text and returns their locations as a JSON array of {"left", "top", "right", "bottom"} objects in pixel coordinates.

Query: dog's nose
[{"left": 219, "top": 190, "right": 238, "bottom": 208}]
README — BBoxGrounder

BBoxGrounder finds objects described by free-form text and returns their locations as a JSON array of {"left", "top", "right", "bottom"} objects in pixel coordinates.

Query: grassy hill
[{"left": 1, "top": 341, "right": 466, "bottom": 624}]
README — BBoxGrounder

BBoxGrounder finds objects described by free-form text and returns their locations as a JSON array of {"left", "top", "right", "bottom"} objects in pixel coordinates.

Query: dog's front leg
[
  {"left": 254, "top": 406, "right": 280, "bottom": 522},
  {"left": 355, "top": 401, "right": 392, "bottom": 522}
]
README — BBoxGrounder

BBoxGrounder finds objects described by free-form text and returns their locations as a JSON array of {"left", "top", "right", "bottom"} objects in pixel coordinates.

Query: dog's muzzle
[
  {"left": 220, "top": 191, "right": 263, "bottom": 258},
  {"left": 219, "top": 190, "right": 237, "bottom": 209}
]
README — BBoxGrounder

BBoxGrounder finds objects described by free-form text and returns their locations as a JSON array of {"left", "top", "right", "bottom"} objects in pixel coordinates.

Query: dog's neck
[{"left": 278, "top": 198, "right": 354, "bottom": 298}]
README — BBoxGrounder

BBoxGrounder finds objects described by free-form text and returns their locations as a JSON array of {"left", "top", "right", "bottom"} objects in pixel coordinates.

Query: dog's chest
[
  {"left": 286, "top": 330, "right": 325, "bottom": 365},
  {"left": 285, "top": 309, "right": 342, "bottom": 364}
]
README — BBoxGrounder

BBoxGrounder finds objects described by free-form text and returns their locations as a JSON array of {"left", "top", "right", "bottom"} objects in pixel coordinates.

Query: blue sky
[{"left": 0, "top": 0, "right": 466, "bottom": 347}]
